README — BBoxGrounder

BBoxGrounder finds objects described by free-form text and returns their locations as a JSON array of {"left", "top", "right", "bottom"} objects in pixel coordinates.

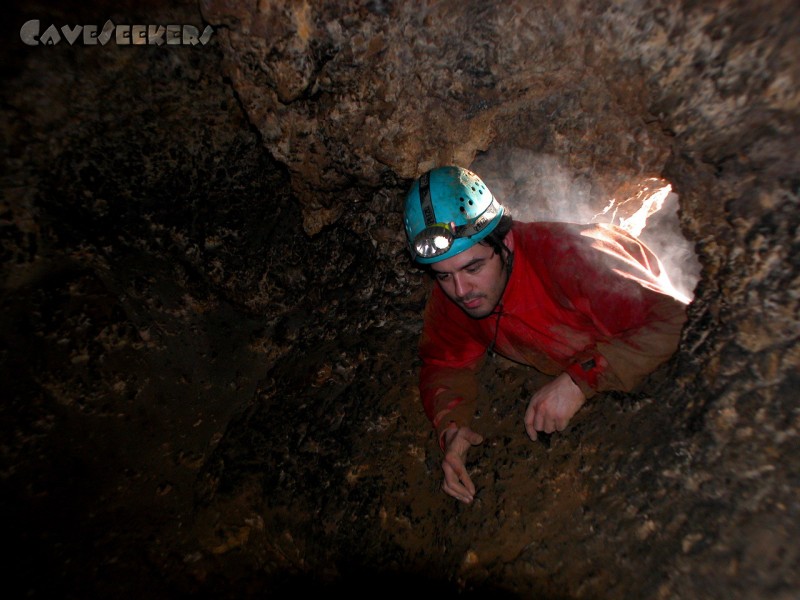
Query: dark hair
[{"left": 482, "top": 214, "right": 513, "bottom": 256}]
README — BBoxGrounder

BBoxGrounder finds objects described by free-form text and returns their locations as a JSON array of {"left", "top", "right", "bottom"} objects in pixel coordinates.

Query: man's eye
[
  {"left": 436, "top": 273, "right": 450, "bottom": 281},
  {"left": 466, "top": 264, "right": 482, "bottom": 274}
]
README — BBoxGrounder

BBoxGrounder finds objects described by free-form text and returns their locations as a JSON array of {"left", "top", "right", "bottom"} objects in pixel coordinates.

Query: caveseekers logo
[{"left": 20, "top": 19, "right": 214, "bottom": 46}]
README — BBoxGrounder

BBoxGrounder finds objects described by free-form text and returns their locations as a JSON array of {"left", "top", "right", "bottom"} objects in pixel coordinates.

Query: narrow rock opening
[{"left": 472, "top": 151, "right": 701, "bottom": 303}]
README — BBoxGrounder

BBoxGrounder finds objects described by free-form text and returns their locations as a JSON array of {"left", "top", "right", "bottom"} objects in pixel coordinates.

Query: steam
[
  {"left": 474, "top": 153, "right": 598, "bottom": 223},
  {"left": 472, "top": 151, "right": 700, "bottom": 302}
]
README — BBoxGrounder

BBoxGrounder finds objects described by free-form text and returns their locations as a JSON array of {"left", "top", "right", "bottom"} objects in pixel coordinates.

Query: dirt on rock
[{"left": 0, "top": 249, "right": 680, "bottom": 598}]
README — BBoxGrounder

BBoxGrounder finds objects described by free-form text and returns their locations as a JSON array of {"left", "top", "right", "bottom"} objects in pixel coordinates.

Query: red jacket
[{"left": 418, "top": 221, "right": 688, "bottom": 441}]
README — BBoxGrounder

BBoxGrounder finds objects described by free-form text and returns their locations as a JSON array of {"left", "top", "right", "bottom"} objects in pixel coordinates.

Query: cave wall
[
  {"left": 195, "top": 1, "right": 800, "bottom": 597},
  {"left": 2, "top": 0, "right": 798, "bottom": 598}
]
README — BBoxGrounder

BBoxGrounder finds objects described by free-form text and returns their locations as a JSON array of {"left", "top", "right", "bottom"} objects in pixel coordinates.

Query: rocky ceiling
[{"left": 2, "top": 0, "right": 798, "bottom": 598}]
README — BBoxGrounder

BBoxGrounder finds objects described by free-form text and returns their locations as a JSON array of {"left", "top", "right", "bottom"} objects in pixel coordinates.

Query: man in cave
[{"left": 404, "top": 165, "right": 688, "bottom": 504}]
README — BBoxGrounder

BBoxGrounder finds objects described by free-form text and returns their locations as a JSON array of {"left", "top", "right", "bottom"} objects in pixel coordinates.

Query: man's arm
[
  {"left": 418, "top": 287, "right": 489, "bottom": 502},
  {"left": 566, "top": 290, "right": 687, "bottom": 397},
  {"left": 418, "top": 286, "right": 489, "bottom": 442},
  {"left": 558, "top": 224, "right": 688, "bottom": 397},
  {"left": 524, "top": 224, "right": 688, "bottom": 438}
]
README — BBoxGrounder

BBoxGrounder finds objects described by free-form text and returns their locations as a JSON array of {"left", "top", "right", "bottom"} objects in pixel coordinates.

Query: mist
[{"left": 472, "top": 150, "right": 701, "bottom": 302}]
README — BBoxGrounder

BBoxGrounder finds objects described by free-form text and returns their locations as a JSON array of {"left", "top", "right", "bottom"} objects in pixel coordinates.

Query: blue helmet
[{"left": 404, "top": 166, "right": 504, "bottom": 264}]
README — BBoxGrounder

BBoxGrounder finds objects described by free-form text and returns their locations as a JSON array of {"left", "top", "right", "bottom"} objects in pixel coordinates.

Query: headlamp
[
  {"left": 413, "top": 224, "right": 456, "bottom": 259},
  {"left": 410, "top": 198, "right": 501, "bottom": 260}
]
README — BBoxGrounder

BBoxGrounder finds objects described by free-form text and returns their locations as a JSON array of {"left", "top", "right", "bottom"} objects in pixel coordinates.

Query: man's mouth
[{"left": 461, "top": 297, "right": 483, "bottom": 309}]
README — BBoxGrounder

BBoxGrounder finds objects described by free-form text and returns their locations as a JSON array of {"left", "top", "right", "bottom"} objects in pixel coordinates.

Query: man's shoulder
[
  {"left": 513, "top": 220, "right": 635, "bottom": 248},
  {"left": 512, "top": 220, "right": 597, "bottom": 254},
  {"left": 512, "top": 219, "right": 617, "bottom": 235},
  {"left": 511, "top": 221, "right": 648, "bottom": 277}
]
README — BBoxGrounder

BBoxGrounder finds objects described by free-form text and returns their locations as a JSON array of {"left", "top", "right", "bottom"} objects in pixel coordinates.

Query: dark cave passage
[{"left": 1, "top": 1, "right": 798, "bottom": 598}]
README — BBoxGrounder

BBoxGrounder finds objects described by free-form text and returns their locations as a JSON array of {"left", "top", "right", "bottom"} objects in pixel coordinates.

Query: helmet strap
[{"left": 418, "top": 171, "right": 436, "bottom": 227}]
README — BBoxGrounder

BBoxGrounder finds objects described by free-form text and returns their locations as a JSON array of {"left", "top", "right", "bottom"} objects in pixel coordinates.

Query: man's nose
[{"left": 453, "top": 274, "right": 470, "bottom": 298}]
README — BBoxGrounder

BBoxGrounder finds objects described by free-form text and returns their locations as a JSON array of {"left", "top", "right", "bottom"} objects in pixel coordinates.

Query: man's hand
[
  {"left": 524, "top": 372, "right": 587, "bottom": 441},
  {"left": 441, "top": 425, "right": 484, "bottom": 504}
]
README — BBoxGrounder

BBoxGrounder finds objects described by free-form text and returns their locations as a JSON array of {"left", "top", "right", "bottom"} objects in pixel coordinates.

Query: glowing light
[
  {"left": 619, "top": 181, "right": 672, "bottom": 237},
  {"left": 593, "top": 178, "right": 672, "bottom": 237},
  {"left": 433, "top": 234, "right": 450, "bottom": 249},
  {"left": 591, "top": 178, "right": 692, "bottom": 304}
]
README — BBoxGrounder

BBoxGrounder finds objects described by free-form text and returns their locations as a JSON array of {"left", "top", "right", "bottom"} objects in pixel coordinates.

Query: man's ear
[
  {"left": 502, "top": 229, "right": 515, "bottom": 274},
  {"left": 503, "top": 229, "right": 515, "bottom": 253}
]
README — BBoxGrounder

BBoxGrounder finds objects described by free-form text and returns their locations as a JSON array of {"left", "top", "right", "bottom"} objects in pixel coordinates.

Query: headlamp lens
[{"left": 414, "top": 224, "right": 455, "bottom": 259}]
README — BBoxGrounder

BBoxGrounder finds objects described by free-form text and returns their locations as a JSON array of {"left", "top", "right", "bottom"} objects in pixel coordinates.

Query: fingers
[
  {"left": 464, "top": 429, "right": 484, "bottom": 446},
  {"left": 442, "top": 454, "right": 476, "bottom": 504},
  {"left": 534, "top": 410, "right": 547, "bottom": 433},
  {"left": 527, "top": 379, "right": 573, "bottom": 440},
  {"left": 528, "top": 415, "right": 557, "bottom": 436},
  {"left": 440, "top": 426, "right": 483, "bottom": 503},
  {"left": 526, "top": 387, "right": 551, "bottom": 440},
  {"left": 524, "top": 402, "right": 537, "bottom": 440}
]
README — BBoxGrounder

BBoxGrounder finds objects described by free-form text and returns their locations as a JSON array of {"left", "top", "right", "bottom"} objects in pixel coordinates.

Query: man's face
[{"left": 430, "top": 242, "right": 509, "bottom": 319}]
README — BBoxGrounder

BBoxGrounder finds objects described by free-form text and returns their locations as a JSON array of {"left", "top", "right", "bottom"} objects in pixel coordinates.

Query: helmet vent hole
[
  {"left": 459, "top": 197, "right": 465, "bottom": 203},
  {"left": 468, "top": 200, "right": 474, "bottom": 205},
  {"left": 459, "top": 206, "right": 465, "bottom": 212}
]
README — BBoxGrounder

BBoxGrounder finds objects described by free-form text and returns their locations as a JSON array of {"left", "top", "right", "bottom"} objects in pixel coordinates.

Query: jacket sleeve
[
  {"left": 418, "top": 288, "right": 489, "bottom": 446},
  {"left": 554, "top": 225, "right": 689, "bottom": 398}
]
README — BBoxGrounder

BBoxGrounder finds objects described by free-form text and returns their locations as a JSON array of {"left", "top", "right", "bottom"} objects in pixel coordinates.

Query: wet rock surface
[{"left": 2, "top": 0, "right": 799, "bottom": 598}]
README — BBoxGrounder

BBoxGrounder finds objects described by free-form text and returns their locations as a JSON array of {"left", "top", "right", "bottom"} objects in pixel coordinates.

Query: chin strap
[
  {"left": 505, "top": 247, "right": 515, "bottom": 275},
  {"left": 488, "top": 302, "right": 504, "bottom": 356},
  {"left": 488, "top": 243, "right": 514, "bottom": 356}
]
